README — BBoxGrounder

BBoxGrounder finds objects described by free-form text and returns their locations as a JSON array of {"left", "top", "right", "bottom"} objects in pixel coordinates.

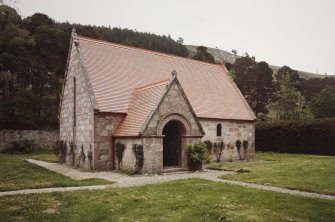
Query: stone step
[{"left": 162, "top": 167, "right": 189, "bottom": 174}]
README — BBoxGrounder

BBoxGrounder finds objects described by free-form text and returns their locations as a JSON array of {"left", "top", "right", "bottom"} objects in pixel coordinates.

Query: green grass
[
  {"left": 0, "top": 178, "right": 334, "bottom": 222},
  {"left": 209, "top": 152, "right": 335, "bottom": 195},
  {"left": 21, "top": 152, "right": 59, "bottom": 163},
  {"left": 0, "top": 154, "right": 112, "bottom": 191}
]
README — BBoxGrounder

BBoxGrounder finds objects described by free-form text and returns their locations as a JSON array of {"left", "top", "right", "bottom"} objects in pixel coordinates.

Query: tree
[
  {"left": 232, "top": 57, "right": 275, "bottom": 116},
  {"left": 0, "top": 6, "right": 192, "bottom": 129},
  {"left": 231, "top": 49, "right": 237, "bottom": 56},
  {"left": 310, "top": 86, "right": 335, "bottom": 118},
  {"left": 177, "top": 37, "right": 183, "bottom": 44},
  {"left": 301, "top": 77, "right": 335, "bottom": 102},
  {"left": 192, "top": 46, "right": 215, "bottom": 63},
  {"left": 275, "top": 66, "right": 302, "bottom": 92},
  {"left": 225, "top": 62, "right": 233, "bottom": 71},
  {"left": 268, "top": 80, "right": 311, "bottom": 120}
]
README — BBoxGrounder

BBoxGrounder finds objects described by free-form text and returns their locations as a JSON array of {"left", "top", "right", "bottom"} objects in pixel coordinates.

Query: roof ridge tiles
[
  {"left": 77, "top": 35, "right": 223, "bottom": 68},
  {"left": 134, "top": 79, "right": 170, "bottom": 92}
]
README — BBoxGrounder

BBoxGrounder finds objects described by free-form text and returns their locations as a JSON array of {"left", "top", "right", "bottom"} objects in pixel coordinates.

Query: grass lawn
[
  {"left": 0, "top": 153, "right": 112, "bottom": 191},
  {"left": 0, "top": 178, "right": 334, "bottom": 222},
  {"left": 209, "top": 152, "right": 335, "bottom": 195}
]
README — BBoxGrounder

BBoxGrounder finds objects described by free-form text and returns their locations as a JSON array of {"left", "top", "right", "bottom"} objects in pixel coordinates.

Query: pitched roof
[
  {"left": 113, "top": 79, "right": 169, "bottom": 136},
  {"left": 76, "top": 35, "right": 256, "bottom": 121}
]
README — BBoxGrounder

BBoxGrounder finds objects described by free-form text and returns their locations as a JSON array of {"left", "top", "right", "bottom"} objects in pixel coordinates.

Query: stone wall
[
  {"left": 114, "top": 138, "right": 142, "bottom": 172},
  {"left": 138, "top": 79, "right": 203, "bottom": 172},
  {"left": 59, "top": 40, "right": 95, "bottom": 170},
  {"left": 0, "top": 130, "right": 59, "bottom": 152},
  {"left": 94, "top": 113, "right": 123, "bottom": 171},
  {"left": 199, "top": 119, "right": 255, "bottom": 162}
]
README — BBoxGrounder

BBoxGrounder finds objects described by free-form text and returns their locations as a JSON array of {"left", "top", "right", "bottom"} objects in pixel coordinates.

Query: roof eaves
[
  {"left": 76, "top": 34, "right": 99, "bottom": 111},
  {"left": 77, "top": 35, "right": 223, "bottom": 68},
  {"left": 138, "top": 78, "right": 172, "bottom": 134},
  {"left": 59, "top": 28, "right": 76, "bottom": 118},
  {"left": 220, "top": 65, "right": 256, "bottom": 120}
]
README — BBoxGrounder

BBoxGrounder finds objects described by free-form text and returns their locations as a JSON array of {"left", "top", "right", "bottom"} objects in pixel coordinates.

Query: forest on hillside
[
  {"left": 0, "top": 5, "right": 188, "bottom": 129},
  {"left": 0, "top": 5, "right": 335, "bottom": 129}
]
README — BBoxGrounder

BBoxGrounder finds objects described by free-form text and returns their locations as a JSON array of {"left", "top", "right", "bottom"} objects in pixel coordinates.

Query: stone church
[{"left": 59, "top": 30, "right": 256, "bottom": 173}]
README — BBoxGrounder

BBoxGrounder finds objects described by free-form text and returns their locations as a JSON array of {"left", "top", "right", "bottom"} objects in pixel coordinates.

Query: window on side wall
[{"left": 216, "top": 123, "right": 222, "bottom": 136}]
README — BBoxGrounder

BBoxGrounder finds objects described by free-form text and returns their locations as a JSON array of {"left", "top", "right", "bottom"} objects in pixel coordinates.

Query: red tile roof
[
  {"left": 78, "top": 35, "right": 256, "bottom": 121},
  {"left": 113, "top": 79, "right": 169, "bottom": 136}
]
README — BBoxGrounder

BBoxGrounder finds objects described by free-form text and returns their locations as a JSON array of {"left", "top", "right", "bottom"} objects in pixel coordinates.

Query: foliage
[
  {"left": 0, "top": 154, "right": 112, "bottom": 191},
  {"left": 242, "top": 140, "right": 249, "bottom": 150},
  {"left": 212, "top": 152, "right": 335, "bottom": 195},
  {"left": 215, "top": 141, "right": 225, "bottom": 163},
  {"left": 310, "top": 86, "right": 335, "bottom": 118},
  {"left": 274, "top": 66, "right": 302, "bottom": 92},
  {"left": 235, "top": 140, "right": 242, "bottom": 160},
  {"left": 232, "top": 57, "right": 275, "bottom": 116},
  {"left": 224, "top": 62, "right": 233, "bottom": 70},
  {"left": 77, "top": 144, "right": 85, "bottom": 167},
  {"left": 53, "top": 140, "right": 67, "bottom": 163},
  {"left": 1, "top": 178, "right": 335, "bottom": 222},
  {"left": 69, "top": 141, "right": 76, "bottom": 166},
  {"left": 268, "top": 80, "right": 312, "bottom": 120},
  {"left": 0, "top": 6, "right": 189, "bottom": 129},
  {"left": 2, "top": 138, "right": 39, "bottom": 154},
  {"left": 115, "top": 142, "right": 125, "bottom": 169},
  {"left": 185, "top": 141, "right": 209, "bottom": 171},
  {"left": 204, "top": 140, "right": 212, "bottom": 154},
  {"left": 191, "top": 46, "right": 215, "bottom": 63},
  {"left": 301, "top": 77, "right": 335, "bottom": 102},
  {"left": 132, "top": 144, "right": 144, "bottom": 174},
  {"left": 256, "top": 119, "right": 335, "bottom": 155},
  {"left": 87, "top": 150, "right": 93, "bottom": 171}
]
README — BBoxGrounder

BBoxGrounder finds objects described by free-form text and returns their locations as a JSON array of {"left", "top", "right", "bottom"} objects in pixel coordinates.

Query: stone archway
[{"left": 162, "top": 120, "right": 186, "bottom": 167}]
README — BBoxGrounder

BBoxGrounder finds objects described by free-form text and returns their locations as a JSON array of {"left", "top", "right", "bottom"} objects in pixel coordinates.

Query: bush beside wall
[{"left": 256, "top": 118, "right": 335, "bottom": 155}]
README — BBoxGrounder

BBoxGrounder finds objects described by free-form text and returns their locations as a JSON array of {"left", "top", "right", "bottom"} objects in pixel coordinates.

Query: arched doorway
[{"left": 163, "top": 120, "right": 185, "bottom": 167}]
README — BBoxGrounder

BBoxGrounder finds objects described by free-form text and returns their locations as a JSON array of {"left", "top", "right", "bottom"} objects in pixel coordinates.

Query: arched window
[{"left": 216, "top": 123, "right": 222, "bottom": 136}]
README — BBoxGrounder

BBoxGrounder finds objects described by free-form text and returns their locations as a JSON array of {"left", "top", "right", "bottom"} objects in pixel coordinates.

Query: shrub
[
  {"left": 77, "top": 144, "right": 86, "bottom": 167},
  {"left": 115, "top": 142, "right": 125, "bottom": 169},
  {"left": 236, "top": 140, "right": 242, "bottom": 160},
  {"left": 185, "top": 141, "right": 209, "bottom": 171},
  {"left": 69, "top": 141, "right": 76, "bottom": 166},
  {"left": 204, "top": 140, "right": 212, "bottom": 154},
  {"left": 53, "top": 140, "right": 67, "bottom": 163},
  {"left": 242, "top": 140, "right": 249, "bottom": 160},
  {"left": 256, "top": 118, "right": 335, "bottom": 155},
  {"left": 132, "top": 144, "right": 144, "bottom": 174},
  {"left": 87, "top": 150, "right": 93, "bottom": 171},
  {"left": 2, "top": 139, "right": 39, "bottom": 154},
  {"left": 216, "top": 141, "right": 225, "bottom": 163},
  {"left": 243, "top": 140, "right": 249, "bottom": 150}
]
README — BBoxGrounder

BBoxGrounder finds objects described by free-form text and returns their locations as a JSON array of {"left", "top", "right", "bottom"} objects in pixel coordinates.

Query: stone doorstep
[{"left": 162, "top": 166, "right": 189, "bottom": 174}]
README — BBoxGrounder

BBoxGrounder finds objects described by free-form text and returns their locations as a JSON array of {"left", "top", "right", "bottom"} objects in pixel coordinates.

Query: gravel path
[{"left": 0, "top": 159, "right": 334, "bottom": 201}]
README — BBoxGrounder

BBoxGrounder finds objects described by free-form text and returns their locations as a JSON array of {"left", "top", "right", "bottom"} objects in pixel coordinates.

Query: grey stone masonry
[
  {"left": 94, "top": 113, "right": 123, "bottom": 171},
  {"left": 59, "top": 39, "right": 95, "bottom": 171},
  {"left": 200, "top": 119, "right": 255, "bottom": 162},
  {"left": 0, "top": 130, "right": 59, "bottom": 152},
  {"left": 139, "top": 78, "right": 203, "bottom": 173}
]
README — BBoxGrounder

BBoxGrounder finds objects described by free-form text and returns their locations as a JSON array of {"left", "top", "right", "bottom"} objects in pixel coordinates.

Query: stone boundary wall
[{"left": 0, "top": 130, "right": 59, "bottom": 152}]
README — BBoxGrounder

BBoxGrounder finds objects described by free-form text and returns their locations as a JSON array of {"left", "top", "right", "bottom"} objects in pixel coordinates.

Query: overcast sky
[{"left": 12, "top": 0, "right": 335, "bottom": 75}]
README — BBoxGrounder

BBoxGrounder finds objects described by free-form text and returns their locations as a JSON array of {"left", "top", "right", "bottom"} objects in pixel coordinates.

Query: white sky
[{"left": 13, "top": 0, "right": 335, "bottom": 75}]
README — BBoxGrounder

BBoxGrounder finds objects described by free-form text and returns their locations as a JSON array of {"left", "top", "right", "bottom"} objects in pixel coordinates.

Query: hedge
[{"left": 256, "top": 118, "right": 335, "bottom": 155}]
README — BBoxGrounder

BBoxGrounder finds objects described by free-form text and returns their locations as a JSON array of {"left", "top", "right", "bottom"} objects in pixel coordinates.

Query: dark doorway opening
[{"left": 163, "top": 120, "right": 185, "bottom": 167}]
